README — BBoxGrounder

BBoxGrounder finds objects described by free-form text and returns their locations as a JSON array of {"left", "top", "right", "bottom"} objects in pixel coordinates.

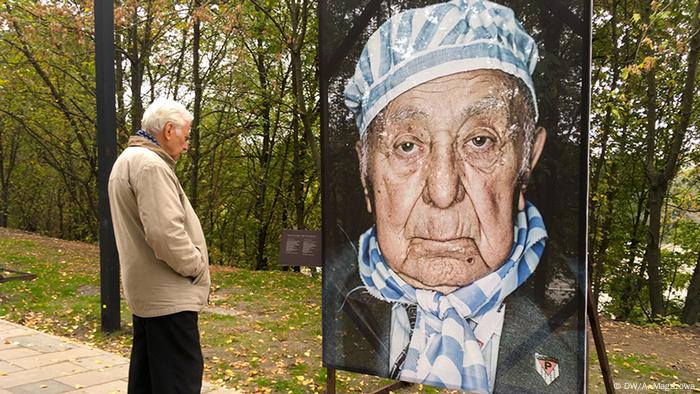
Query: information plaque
[{"left": 279, "top": 229, "right": 322, "bottom": 267}]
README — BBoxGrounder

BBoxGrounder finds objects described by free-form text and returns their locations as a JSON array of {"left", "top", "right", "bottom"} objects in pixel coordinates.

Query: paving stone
[
  {"left": 55, "top": 364, "right": 129, "bottom": 388},
  {"left": 0, "top": 321, "right": 19, "bottom": 329},
  {"left": 10, "top": 348, "right": 96, "bottom": 369},
  {"left": 0, "top": 361, "right": 23, "bottom": 375},
  {"left": 62, "top": 379, "right": 127, "bottom": 394},
  {"left": 0, "top": 318, "right": 238, "bottom": 393},
  {"left": 6, "top": 379, "right": 74, "bottom": 394},
  {"left": 0, "top": 348, "right": 40, "bottom": 361},
  {"left": 0, "top": 362, "right": 83, "bottom": 389},
  {"left": 5, "top": 335, "right": 74, "bottom": 353},
  {"left": 0, "top": 324, "right": 32, "bottom": 341},
  {"left": 70, "top": 354, "right": 128, "bottom": 371},
  {"left": 0, "top": 330, "right": 28, "bottom": 340}
]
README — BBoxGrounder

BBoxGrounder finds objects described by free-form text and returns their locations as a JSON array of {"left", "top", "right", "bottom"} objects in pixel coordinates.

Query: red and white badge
[{"left": 535, "top": 352, "right": 559, "bottom": 385}]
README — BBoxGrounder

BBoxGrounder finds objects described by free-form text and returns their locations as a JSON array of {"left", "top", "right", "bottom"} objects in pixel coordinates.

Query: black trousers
[{"left": 128, "top": 311, "right": 203, "bottom": 394}]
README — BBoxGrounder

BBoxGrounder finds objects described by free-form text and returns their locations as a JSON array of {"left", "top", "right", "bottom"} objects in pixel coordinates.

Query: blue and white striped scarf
[{"left": 358, "top": 201, "right": 547, "bottom": 393}]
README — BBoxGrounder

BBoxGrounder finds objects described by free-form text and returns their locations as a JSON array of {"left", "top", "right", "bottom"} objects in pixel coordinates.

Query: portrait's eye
[
  {"left": 471, "top": 136, "right": 489, "bottom": 147},
  {"left": 399, "top": 142, "right": 416, "bottom": 153},
  {"left": 392, "top": 136, "right": 423, "bottom": 159},
  {"left": 466, "top": 135, "right": 495, "bottom": 150},
  {"left": 459, "top": 130, "right": 499, "bottom": 165}
]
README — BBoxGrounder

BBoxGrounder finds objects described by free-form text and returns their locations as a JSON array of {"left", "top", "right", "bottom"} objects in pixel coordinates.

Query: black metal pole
[
  {"left": 588, "top": 288, "right": 615, "bottom": 393},
  {"left": 95, "top": 0, "right": 120, "bottom": 333}
]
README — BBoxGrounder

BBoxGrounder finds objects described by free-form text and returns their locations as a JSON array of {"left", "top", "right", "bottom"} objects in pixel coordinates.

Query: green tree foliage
[
  {"left": 0, "top": 0, "right": 97, "bottom": 240},
  {"left": 592, "top": 0, "right": 700, "bottom": 323},
  {"left": 0, "top": 0, "right": 319, "bottom": 269}
]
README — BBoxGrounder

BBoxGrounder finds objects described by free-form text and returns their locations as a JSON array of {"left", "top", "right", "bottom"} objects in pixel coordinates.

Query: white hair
[{"left": 141, "top": 98, "right": 193, "bottom": 136}]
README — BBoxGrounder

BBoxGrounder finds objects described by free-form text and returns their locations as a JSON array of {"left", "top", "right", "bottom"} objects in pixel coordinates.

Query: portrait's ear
[
  {"left": 355, "top": 140, "right": 372, "bottom": 213},
  {"left": 529, "top": 126, "right": 547, "bottom": 170},
  {"left": 518, "top": 127, "right": 547, "bottom": 211}
]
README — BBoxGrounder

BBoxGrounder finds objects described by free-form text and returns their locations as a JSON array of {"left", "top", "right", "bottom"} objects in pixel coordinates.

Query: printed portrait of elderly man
[{"left": 323, "top": 0, "right": 583, "bottom": 393}]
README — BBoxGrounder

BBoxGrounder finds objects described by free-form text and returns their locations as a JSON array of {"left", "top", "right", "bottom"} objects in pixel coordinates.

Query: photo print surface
[{"left": 321, "top": 0, "right": 590, "bottom": 392}]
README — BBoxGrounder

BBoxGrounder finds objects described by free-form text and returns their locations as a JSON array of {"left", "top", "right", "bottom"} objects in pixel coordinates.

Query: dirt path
[
  {"left": 602, "top": 319, "right": 700, "bottom": 377},
  {"left": 589, "top": 319, "right": 700, "bottom": 393}
]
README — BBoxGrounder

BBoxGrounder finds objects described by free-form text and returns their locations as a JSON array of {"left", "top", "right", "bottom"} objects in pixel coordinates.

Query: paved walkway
[{"left": 0, "top": 319, "right": 236, "bottom": 394}]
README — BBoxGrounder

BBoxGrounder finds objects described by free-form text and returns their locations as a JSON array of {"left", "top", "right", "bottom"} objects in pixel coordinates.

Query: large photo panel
[{"left": 321, "top": 0, "right": 590, "bottom": 392}]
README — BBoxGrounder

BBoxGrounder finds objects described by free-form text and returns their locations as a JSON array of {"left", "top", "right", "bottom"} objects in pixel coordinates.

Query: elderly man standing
[
  {"left": 324, "top": 0, "right": 580, "bottom": 393},
  {"left": 109, "top": 98, "right": 210, "bottom": 393}
]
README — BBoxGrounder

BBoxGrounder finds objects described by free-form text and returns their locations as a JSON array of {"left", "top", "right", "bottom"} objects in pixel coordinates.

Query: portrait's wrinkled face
[{"left": 358, "top": 70, "right": 546, "bottom": 294}]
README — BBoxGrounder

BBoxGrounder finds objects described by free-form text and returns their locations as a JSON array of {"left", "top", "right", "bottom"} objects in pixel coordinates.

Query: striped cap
[{"left": 344, "top": 0, "right": 539, "bottom": 136}]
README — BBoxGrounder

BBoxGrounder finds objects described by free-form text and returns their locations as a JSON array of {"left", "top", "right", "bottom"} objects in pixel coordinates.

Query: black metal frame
[{"left": 95, "top": 0, "right": 120, "bottom": 333}]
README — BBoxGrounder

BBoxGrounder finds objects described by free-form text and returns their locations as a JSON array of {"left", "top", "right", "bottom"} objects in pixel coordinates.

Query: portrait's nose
[{"left": 422, "top": 145, "right": 466, "bottom": 208}]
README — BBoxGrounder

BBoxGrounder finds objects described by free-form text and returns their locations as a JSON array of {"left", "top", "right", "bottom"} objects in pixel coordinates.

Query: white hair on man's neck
[{"left": 141, "top": 98, "right": 193, "bottom": 136}]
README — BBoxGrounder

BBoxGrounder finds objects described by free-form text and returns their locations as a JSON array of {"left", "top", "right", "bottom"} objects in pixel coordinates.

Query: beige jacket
[{"left": 108, "top": 136, "right": 210, "bottom": 318}]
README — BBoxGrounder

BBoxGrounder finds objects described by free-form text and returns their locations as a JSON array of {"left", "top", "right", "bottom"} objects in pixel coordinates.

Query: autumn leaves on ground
[
  {"left": 1, "top": 227, "right": 698, "bottom": 393},
  {"left": 588, "top": 320, "right": 700, "bottom": 393}
]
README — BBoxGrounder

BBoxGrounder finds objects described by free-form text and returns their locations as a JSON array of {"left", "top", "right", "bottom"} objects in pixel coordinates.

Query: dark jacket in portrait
[{"left": 322, "top": 239, "right": 581, "bottom": 393}]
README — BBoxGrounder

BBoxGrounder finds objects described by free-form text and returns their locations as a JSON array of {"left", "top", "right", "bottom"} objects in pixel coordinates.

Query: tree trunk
[
  {"left": 190, "top": 0, "right": 202, "bottom": 210},
  {"left": 644, "top": 182, "right": 667, "bottom": 317},
  {"left": 0, "top": 126, "right": 6, "bottom": 227},
  {"left": 253, "top": 38, "right": 272, "bottom": 271},
  {"left": 642, "top": 0, "right": 700, "bottom": 319},
  {"left": 115, "top": 11, "right": 127, "bottom": 145},
  {"left": 0, "top": 185, "right": 8, "bottom": 227},
  {"left": 58, "top": 189, "right": 65, "bottom": 238},
  {"left": 128, "top": 6, "right": 143, "bottom": 132},
  {"left": 127, "top": 1, "right": 155, "bottom": 132},
  {"left": 592, "top": 162, "right": 618, "bottom": 303},
  {"left": 291, "top": 85, "right": 306, "bottom": 230},
  {"left": 617, "top": 192, "right": 647, "bottom": 320},
  {"left": 681, "top": 251, "right": 700, "bottom": 324},
  {"left": 171, "top": 22, "right": 189, "bottom": 100},
  {"left": 0, "top": 123, "right": 20, "bottom": 228},
  {"left": 288, "top": 0, "right": 320, "bottom": 179}
]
